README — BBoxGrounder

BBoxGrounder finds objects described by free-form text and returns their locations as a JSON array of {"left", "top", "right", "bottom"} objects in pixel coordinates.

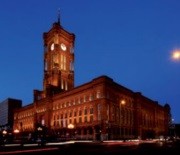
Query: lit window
[
  {"left": 89, "top": 94, "right": 94, "bottom": 101},
  {"left": 97, "top": 91, "right": 101, "bottom": 98},
  {"left": 64, "top": 56, "right": 66, "bottom": 70},
  {"left": 61, "top": 54, "right": 63, "bottom": 69},
  {"left": 61, "top": 79, "right": 64, "bottom": 89}
]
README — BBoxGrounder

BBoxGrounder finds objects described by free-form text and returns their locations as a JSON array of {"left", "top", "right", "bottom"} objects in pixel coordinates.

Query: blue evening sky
[{"left": 0, "top": 0, "right": 180, "bottom": 123}]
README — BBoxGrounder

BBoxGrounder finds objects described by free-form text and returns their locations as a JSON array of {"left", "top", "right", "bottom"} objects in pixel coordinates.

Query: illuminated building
[{"left": 13, "top": 15, "right": 170, "bottom": 140}]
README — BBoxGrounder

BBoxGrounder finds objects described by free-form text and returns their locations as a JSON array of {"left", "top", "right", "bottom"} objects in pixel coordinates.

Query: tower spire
[{"left": 57, "top": 8, "right": 60, "bottom": 24}]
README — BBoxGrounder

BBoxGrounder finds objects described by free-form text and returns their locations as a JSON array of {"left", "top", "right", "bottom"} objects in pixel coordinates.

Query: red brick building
[{"left": 13, "top": 17, "right": 171, "bottom": 141}]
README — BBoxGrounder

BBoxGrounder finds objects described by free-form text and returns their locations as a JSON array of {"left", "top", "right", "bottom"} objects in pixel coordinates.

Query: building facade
[
  {"left": 0, "top": 98, "right": 22, "bottom": 131},
  {"left": 13, "top": 17, "right": 171, "bottom": 141}
]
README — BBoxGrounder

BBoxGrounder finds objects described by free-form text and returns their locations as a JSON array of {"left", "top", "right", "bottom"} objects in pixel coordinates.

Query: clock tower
[{"left": 42, "top": 17, "right": 75, "bottom": 96}]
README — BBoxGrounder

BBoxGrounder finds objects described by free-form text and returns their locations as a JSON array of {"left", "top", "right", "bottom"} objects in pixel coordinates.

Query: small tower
[{"left": 43, "top": 14, "right": 75, "bottom": 96}]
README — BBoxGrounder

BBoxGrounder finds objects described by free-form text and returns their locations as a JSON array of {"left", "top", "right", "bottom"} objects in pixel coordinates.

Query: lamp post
[
  {"left": 13, "top": 129, "right": 20, "bottom": 143},
  {"left": 2, "top": 130, "right": 7, "bottom": 145},
  {"left": 120, "top": 99, "right": 126, "bottom": 140},
  {"left": 68, "top": 124, "right": 74, "bottom": 140},
  {"left": 37, "top": 126, "right": 44, "bottom": 146}
]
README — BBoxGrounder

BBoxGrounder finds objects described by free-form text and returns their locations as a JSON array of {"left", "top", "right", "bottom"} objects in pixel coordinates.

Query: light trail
[{"left": 0, "top": 147, "right": 59, "bottom": 154}]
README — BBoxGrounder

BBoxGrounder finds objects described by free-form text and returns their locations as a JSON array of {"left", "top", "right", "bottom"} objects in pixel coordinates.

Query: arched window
[{"left": 64, "top": 56, "right": 66, "bottom": 70}]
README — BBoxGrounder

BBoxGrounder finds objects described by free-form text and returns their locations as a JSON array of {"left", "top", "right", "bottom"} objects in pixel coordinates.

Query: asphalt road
[{"left": 0, "top": 140, "right": 180, "bottom": 155}]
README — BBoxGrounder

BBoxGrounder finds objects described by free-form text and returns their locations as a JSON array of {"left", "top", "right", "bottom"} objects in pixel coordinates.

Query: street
[{"left": 0, "top": 140, "right": 180, "bottom": 155}]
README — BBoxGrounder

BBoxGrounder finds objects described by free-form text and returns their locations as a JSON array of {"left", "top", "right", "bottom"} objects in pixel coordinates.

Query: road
[{"left": 0, "top": 140, "right": 180, "bottom": 155}]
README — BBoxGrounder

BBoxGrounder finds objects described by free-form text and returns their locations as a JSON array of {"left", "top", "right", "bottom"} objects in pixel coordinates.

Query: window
[
  {"left": 60, "top": 54, "right": 66, "bottom": 70},
  {"left": 61, "top": 120, "right": 63, "bottom": 127},
  {"left": 75, "top": 98, "right": 78, "bottom": 105},
  {"left": 80, "top": 98, "right": 83, "bottom": 103},
  {"left": 72, "top": 99, "right": 75, "bottom": 105},
  {"left": 65, "top": 81, "right": 68, "bottom": 90},
  {"left": 90, "top": 115, "right": 93, "bottom": 122},
  {"left": 79, "top": 110, "right": 82, "bottom": 116},
  {"left": 84, "top": 116, "right": 87, "bottom": 122},
  {"left": 64, "top": 56, "right": 66, "bottom": 70},
  {"left": 69, "top": 111, "right": 72, "bottom": 117},
  {"left": 79, "top": 117, "right": 82, "bottom": 123},
  {"left": 74, "top": 118, "right": 77, "bottom": 124},
  {"left": 97, "top": 91, "right": 101, "bottom": 98},
  {"left": 74, "top": 110, "right": 77, "bottom": 117},
  {"left": 90, "top": 107, "right": 93, "bottom": 114},
  {"left": 60, "top": 54, "right": 63, "bottom": 69},
  {"left": 84, "top": 108, "right": 87, "bottom": 115},
  {"left": 89, "top": 94, "right": 94, "bottom": 101},
  {"left": 98, "top": 104, "right": 101, "bottom": 121},
  {"left": 65, "top": 113, "right": 67, "bottom": 118},
  {"left": 61, "top": 79, "right": 64, "bottom": 89},
  {"left": 69, "top": 102, "right": 71, "bottom": 106}
]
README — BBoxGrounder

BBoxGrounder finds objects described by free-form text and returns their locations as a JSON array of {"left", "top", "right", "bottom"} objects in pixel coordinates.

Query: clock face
[
  {"left": 61, "top": 43, "right": 67, "bottom": 51},
  {"left": 50, "top": 43, "right": 54, "bottom": 51}
]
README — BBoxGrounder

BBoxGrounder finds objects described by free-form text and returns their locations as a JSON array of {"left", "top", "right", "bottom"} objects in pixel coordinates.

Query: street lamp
[
  {"left": 121, "top": 100, "right": 126, "bottom": 105},
  {"left": 171, "top": 50, "right": 180, "bottom": 61},
  {"left": 68, "top": 124, "right": 74, "bottom": 129},
  {"left": 13, "top": 129, "right": 20, "bottom": 142},
  {"left": 68, "top": 124, "right": 75, "bottom": 139},
  {"left": 120, "top": 99, "right": 126, "bottom": 140},
  {"left": 1, "top": 130, "right": 7, "bottom": 145},
  {"left": 14, "top": 129, "right": 20, "bottom": 134},
  {"left": 2, "top": 130, "right": 7, "bottom": 135},
  {"left": 37, "top": 127, "right": 43, "bottom": 131}
]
